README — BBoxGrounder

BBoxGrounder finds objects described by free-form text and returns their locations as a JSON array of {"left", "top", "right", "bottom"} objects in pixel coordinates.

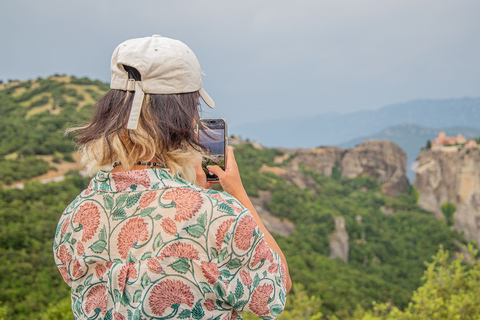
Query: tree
[{"left": 440, "top": 202, "right": 456, "bottom": 226}]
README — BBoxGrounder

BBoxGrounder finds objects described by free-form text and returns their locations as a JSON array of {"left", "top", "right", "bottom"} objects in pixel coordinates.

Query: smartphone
[{"left": 199, "top": 118, "right": 227, "bottom": 181}]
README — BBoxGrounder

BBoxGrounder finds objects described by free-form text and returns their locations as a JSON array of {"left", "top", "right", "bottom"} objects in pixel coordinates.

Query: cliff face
[
  {"left": 266, "top": 140, "right": 409, "bottom": 198},
  {"left": 415, "top": 147, "right": 480, "bottom": 245}
]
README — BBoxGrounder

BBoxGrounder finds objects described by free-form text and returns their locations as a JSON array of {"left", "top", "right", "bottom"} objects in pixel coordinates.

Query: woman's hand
[{"left": 206, "top": 147, "right": 248, "bottom": 200}]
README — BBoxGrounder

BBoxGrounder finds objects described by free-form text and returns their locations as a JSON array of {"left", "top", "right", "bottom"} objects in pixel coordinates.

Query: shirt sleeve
[{"left": 217, "top": 209, "right": 287, "bottom": 319}]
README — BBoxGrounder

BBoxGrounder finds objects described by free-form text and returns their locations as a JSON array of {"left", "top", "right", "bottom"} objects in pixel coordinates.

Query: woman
[{"left": 54, "top": 35, "right": 291, "bottom": 320}]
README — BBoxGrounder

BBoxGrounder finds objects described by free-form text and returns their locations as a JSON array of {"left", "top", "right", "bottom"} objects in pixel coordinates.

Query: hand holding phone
[{"left": 198, "top": 118, "right": 227, "bottom": 182}]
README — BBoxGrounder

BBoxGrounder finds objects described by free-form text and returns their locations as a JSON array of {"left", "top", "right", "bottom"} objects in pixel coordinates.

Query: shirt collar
[{"left": 88, "top": 168, "right": 194, "bottom": 192}]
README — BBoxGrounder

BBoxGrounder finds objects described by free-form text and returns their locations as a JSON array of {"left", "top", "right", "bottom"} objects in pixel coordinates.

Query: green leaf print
[
  {"left": 169, "top": 258, "right": 190, "bottom": 274},
  {"left": 133, "top": 309, "right": 141, "bottom": 320},
  {"left": 218, "top": 203, "right": 234, "bottom": 214},
  {"left": 235, "top": 279, "right": 244, "bottom": 299},
  {"left": 275, "top": 276, "right": 282, "bottom": 287},
  {"left": 153, "top": 233, "right": 163, "bottom": 251},
  {"left": 227, "top": 292, "right": 235, "bottom": 306},
  {"left": 270, "top": 304, "right": 284, "bottom": 317},
  {"left": 103, "top": 195, "right": 114, "bottom": 210},
  {"left": 220, "top": 270, "right": 231, "bottom": 278},
  {"left": 218, "top": 247, "right": 228, "bottom": 263},
  {"left": 132, "top": 289, "right": 142, "bottom": 303},
  {"left": 104, "top": 309, "right": 113, "bottom": 320},
  {"left": 127, "top": 252, "right": 137, "bottom": 263},
  {"left": 253, "top": 274, "right": 260, "bottom": 288},
  {"left": 112, "top": 208, "right": 127, "bottom": 220},
  {"left": 210, "top": 247, "right": 218, "bottom": 258},
  {"left": 70, "top": 238, "right": 77, "bottom": 245},
  {"left": 184, "top": 224, "right": 205, "bottom": 238},
  {"left": 226, "top": 258, "right": 242, "bottom": 270},
  {"left": 192, "top": 300, "right": 205, "bottom": 319},
  {"left": 200, "top": 281, "right": 213, "bottom": 293},
  {"left": 140, "top": 251, "right": 152, "bottom": 260},
  {"left": 63, "top": 232, "right": 72, "bottom": 242},
  {"left": 141, "top": 273, "right": 151, "bottom": 288},
  {"left": 75, "top": 285, "right": 84, "bottom": 293},
  {"left": 121, "top": 289, "right": 131, "bottom": 306},
  {"left": 114, "top": 289, "right": 122, "bottom": 302},
  {"left": 178, "top": 309, "right": 191, "bottom": 319},
  {"left": 233, "top": 300, "right": 248, "bottom": 310},
  {"left": 84, "top": 274, "right": 93, "bottom": 286},
  {"left": 153, "top": 214, "right": 162, "bottom": 220},
  {"left": 115, "top": 194, "right": 128, "bottom": 208},
  {"left": 279, "top": 290, "right": 286, "bottom": 305},
  {"left": 140, "top": 207, "right": 156, "bottom": 217},
  {"left": 126, "top": 193, "right": 142, "bottom": 208},
  {"left": 99, "top": 226, "right": 107, "bottom": 241},
  {"left": 90, "top": 240, "right": 107, "bottom": 254},
  {"left": 198, "top": 212, "right": 207, "bottom": 227},
  {"left": 214, "top": 282, "right": 226, "bottom": 298}
]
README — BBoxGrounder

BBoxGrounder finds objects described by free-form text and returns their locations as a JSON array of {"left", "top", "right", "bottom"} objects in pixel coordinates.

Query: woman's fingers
[{"left": 207, "top": 165, "right": 225, "bottom": 179}]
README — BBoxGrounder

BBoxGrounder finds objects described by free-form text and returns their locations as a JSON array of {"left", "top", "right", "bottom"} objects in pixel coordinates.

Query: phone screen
[{"left": 199, "top": 119, "right": 226, "bottom": 181}]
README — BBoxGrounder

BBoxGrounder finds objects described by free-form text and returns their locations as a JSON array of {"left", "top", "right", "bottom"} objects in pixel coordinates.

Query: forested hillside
[{"left": 0, "top": 77, "right": 476, "bottom": 319}]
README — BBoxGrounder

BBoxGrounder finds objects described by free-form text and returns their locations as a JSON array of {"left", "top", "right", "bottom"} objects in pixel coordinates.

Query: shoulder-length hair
[{"left": 67, "top": 75, "right": 207, "bottom": 183}]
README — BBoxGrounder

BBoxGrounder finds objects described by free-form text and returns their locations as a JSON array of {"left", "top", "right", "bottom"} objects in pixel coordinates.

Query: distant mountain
[
  {"left": 230, "top": 97, "right": 480, "bottom": 148},
  {"left": 337, "top": 124, "right": 480, "bottom": 182}
]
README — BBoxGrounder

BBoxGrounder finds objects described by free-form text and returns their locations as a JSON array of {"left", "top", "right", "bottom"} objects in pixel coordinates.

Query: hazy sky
[{"left": 1, "top": 0, "right": 479, "bottom": 127}]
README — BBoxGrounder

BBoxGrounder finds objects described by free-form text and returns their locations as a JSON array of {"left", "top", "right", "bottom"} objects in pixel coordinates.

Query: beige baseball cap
[{"left": 110, "top": 35, "right": 215, "bottom": 130}]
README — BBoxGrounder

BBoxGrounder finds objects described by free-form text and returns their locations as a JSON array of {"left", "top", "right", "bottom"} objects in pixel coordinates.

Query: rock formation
[
  {"left": 263, "top": 140, "right": 409, "bottom": 197},
  {"left": 328, "top": 216, "right": 349, "bottom": 262},
  {"left": 340, "top": 140, "right": 409, "bottom": 197},
  {"left": 415, "top": 147, "right": 480, "bottom": 246}
]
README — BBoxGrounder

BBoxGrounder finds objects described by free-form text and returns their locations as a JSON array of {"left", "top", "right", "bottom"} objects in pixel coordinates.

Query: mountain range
[{"left": 230, "top": 97, "right": 480, "bottom": 149}]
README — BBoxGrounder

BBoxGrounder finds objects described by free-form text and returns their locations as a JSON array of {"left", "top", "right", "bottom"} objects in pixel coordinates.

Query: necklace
[{"left": 112, "top": 161, "right": 165, "bottom": 169}]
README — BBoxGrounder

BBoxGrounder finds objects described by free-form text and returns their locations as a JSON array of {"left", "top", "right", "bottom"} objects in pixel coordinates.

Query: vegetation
[{"left": 440, "top": 202, "right": 457, "bottom": 226}]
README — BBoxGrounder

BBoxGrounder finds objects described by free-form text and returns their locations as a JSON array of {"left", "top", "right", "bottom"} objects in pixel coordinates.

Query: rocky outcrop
[
  {"left": 262, "top": 140, "right": 409, "bottom": 197},
  {"left": 340, "top": 140, "right": 409, "bottom": 197},
  {"left": 251, "top": 190, "right": 295, "bottom": 236},
  {"left": 328, "top": 216, "right": 349, "bottom": 262},
  {"left": 415, "top": 147, "right": 480, "bottom": 246}
]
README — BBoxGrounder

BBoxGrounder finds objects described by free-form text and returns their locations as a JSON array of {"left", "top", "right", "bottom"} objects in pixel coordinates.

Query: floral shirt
[{"left": 53, "top": 168, "right": 287, "bottom": 320}]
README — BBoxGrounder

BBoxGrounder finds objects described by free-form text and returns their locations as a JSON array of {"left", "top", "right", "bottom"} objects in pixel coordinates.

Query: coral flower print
[
  {"left": 85, "top": 285, "right": 107, "bottom": 316},
  {"left": 73, "top": 202, "right": 100, "bottom": 242},
  {"left": 268, "top": 263, "right": 279, "bottom": 274},
  {"left": 57, "top": 245, "right": 72, "bottom": 265},
  {"left": 163, "top": 188, "right": 203, "bottom": 222},
  {"left": 112, "top": 170, "right": 150, "bottom": 191},
  {"left": 147, "top": 257, "right": 163, "bottom": 274},
  {"left": 61, "top": 216, "right": 70, "bottom": 235},
  {"left": 114, "top": 312, "right": 125, "bottom": 320},
  {"left": 95, "top": 264, "right": 107, "bottom": 278},
  {"left": 161, "top": 217, "right": 177, "bottom": 235},
  {"left": 77, "top": 241, "right": 84, "bottom": 256},
  {"left": 215, "top": 218, "right": 234, "bottom": 251},
  {"left": 234, "top": 215, "right": 257, "bottom": 250},
  {"left": 139, "top": 191, "right": 157, "bottom": 208},
  {"left": 240, "top": 270, "right": 253, "bottom": 286},
  {"left": 118, "top": 262, "right": 138, "bottom": 292},
  {"left": 251, "top": 239, "right": 274, "bottom": 267},
  {"left": 148, "top": 279, "right": 194, "bottom": 316},
  {"left": 249, "top": 284, "right": 274, "bottom": 316},
  {"left": 280, "top": 261, "right": 287, "bottom": 287},
  {"left": 58, "top": 266, "right": 70, "bottom": 284},
  {"left": 201, "top": 261, "right": 221, "bottom": 284},
  {"left": 160, "top": 242, "right": 199, "bottom": 260},
  {"left": 117, "top": 217, "right": 149, "bottom": 259},
  {"left": 72, "top": 259, "right": 83, "bottom": 278},
  {"left": 204, "top": 299, "right": 216, "bottom": 311}
]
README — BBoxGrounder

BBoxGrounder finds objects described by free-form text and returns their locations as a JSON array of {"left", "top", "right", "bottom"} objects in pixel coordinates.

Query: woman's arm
[{"left": 206, "top": 147, "right": 292, "bottom": 293}]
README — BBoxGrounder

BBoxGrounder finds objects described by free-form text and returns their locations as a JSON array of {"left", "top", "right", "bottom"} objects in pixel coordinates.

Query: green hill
[
  {"left": 0, "top": 75, "right": 108, "bottom": 184},
  {"left": 0, "top": 77, "right": 472, "bottom": 319}
]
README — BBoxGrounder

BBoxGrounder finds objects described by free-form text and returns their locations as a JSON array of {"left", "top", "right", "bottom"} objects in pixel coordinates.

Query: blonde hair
[{"left": 67, "top": 89, "right": 207, "bottom": 184}]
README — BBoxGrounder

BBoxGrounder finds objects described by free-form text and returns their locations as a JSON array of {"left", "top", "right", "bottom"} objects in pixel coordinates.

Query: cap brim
[{"left": 199, "top": 88, "right": 215, "bottom": 109}]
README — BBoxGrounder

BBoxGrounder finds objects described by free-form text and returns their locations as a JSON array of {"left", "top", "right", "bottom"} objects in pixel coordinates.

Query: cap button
[{"left": 152, "top": 34, "right": 162, "bottom": 38}]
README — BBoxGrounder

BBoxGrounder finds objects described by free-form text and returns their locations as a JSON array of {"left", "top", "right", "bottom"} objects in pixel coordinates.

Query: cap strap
[
  {"left": 126, "top": 79, "right": 135, "bottom": 91},
  {"left": 126, "top": 81, "right": 145, "bottom": 130}
]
